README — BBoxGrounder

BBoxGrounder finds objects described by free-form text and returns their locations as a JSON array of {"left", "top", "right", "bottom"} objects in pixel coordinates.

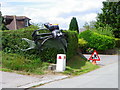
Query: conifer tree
[{"left": 69, "top": 17, "right": 79, "bottom": 33}]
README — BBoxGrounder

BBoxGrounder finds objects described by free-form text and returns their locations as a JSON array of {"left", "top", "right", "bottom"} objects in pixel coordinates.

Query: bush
[
  {"left": 78, "top": 38, "right": 88, "bottom": 53},
  {"left": 91, "top": 24, "right": 114, "bottom": 37},
  {"left": 2, "top": 27, "right": 78, "bottom": 63},
  {"left": 78, "top": 30, "right": 116, "bottom": 51},
  {"left": 78, "top": 38, "right": 88, "bottom": 48},
  {"left": 115, "top": 38, "right": 120, "bottom": 48}
]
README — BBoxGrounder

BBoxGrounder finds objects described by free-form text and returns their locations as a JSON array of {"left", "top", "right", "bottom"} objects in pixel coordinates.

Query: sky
[{"left": 0, "top": 0, "right": 106, "bottom": 29}]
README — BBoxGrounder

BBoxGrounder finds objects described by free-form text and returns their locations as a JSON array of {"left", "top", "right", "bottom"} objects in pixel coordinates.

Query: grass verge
[
  {"left": 1, "top": 51, "right": 100, "bottom": 76},
  {"left": 1, "top": 52, "right": 50, "bottom": 75},
  {"left": 63, "top": 55, "right": 100, "bottom": 76}
]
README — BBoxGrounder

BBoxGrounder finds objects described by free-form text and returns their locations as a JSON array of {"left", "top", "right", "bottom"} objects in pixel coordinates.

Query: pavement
[
  {"left": 0, "top": 54, "right": 119, "bottom": 89},
  {"left": 1, "top": 72, "right": 68, "bottom": 89}
]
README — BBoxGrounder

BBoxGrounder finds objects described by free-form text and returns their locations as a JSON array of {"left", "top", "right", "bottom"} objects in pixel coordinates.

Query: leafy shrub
[
  {"left": 91, "top": 24, "right": 114, "bottom": 37},
  {"left": 78, "top": 38, "right": 88, "bottom": 48},
  {"left": 78, "top": 30, "right": 115, "bottom": 51},
  {"left": 115, "top": 38, "right": 120, "bottom": 48},
  {"left": 2, "top": 27, "right": 78, "bottom": 63}
]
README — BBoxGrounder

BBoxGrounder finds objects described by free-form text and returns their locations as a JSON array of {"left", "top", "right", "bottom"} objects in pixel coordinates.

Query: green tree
[
  {"left": 69, "top": 17, "right": 79, "bottom": 33},
  {"left": 0, "top": 11, "right": 7, "bottom": 30},
  {"left": 83, "top": 21, "right": 114, "bottom": 37},
  {"left": 83, "top": 22, "right": 90, "bottom": 30},
  {"left": 96, "top": 1, "right": 120, "bottom": 38},
  {"left": 83, "top": 21, "right": 96, "bottom": 30},
  {"left": 0, "top": 11, "right": 2, "bottom": 30}
]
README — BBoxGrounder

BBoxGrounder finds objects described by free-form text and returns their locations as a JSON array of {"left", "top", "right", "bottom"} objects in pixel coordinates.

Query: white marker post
[{"left": 56, "top": 54, "right": 66, "bottom": 72}]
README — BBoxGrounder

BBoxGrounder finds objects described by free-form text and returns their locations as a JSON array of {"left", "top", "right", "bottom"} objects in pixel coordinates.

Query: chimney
[{"left": 13, "top": 15, "right": 17, "bottom": 30}]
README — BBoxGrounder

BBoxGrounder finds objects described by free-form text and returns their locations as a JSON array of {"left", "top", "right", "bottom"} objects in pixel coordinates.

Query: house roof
[
  {"left": 3, "top": 15, "right": 31, "bottom": 20},
  {"left": 3, "top": 15, "right": 31, "bottom": 30}
]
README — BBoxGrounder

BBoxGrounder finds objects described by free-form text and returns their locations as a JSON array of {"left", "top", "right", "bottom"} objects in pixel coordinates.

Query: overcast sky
[{"left": 0, "top": 0, "right": 106, "bottom": 29}]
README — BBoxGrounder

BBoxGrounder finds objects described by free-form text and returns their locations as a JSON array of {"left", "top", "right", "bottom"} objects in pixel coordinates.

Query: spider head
[{"left": 44, "top": 23, "right": 59, "bottom": 31}]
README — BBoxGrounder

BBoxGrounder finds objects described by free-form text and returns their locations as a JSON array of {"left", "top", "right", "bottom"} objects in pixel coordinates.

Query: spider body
[{"left": 19, "top": 23, "right": 67, "bottom": 53}]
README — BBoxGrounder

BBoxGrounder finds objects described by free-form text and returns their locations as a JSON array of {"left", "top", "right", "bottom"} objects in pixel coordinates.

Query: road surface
[{"left": 36, "top": 55, "right": 118, "bottom": 88}]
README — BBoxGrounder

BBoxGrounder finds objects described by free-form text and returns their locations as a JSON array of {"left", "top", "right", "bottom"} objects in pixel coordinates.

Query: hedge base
[{"left": 82, "top": 49, "right": 119, "bottom": 55}]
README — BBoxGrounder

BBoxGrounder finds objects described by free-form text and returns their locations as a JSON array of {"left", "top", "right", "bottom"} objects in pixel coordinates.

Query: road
[{"left": 36, "top": 55, "right": 118, "bottom": 88}]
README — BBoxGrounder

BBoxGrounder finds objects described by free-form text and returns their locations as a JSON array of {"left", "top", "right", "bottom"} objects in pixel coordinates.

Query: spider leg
[
  {"left": 16, "top": 38, "right": 36, "bottom": 51},
  {"left": 58, "top": 38, "right": 67, "bottom": 53},
  {"left": 35, "top": 35, "right": 53, "bottom": 51}
]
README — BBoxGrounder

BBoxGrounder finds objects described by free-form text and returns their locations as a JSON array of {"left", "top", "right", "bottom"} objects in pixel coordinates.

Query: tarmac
[{"left": 0, "top": 71, "right": 68, "bottom": 89}]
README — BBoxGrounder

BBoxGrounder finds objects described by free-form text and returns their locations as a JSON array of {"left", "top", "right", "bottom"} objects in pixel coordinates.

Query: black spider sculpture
[{"left": 19, "top": 23, "right": 67, "bottom": 53}]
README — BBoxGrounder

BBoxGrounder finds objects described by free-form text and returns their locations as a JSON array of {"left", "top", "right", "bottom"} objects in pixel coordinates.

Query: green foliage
[
  {"left": 64, "top": 30, "right": 78, "bottom": 61},
  {"left": 83, "top": 21, "right": 95, "bottom": 30},
  {"left": 0, "top": 11, "right": 8, "bottom": 30},
  {"left": 39, "top": 48, "right": 63, "bottom": 63},
  {"left": 2, "top": 26, "right": 40, "bottom": 54},
  {"left": 96, "top": 1, "right": 120, "bottom": 38},
  {"left": 78, "top": 30, "right": 116, "bottom": 50},
  {"left": 0, "top": 11, "right": 2, "bottom": 30},
  {"left": 2, "top": 52, "right": 49, "bottom": 74},
  {"left": 115, "top": 38, "right": 120, "bottom": 48},
  {"left": 69, "top": 17, "right": 79, "bottom": 33},
  {"left": 78, "top": 38, "right": 88, "bottom": 48},
  {"left": 2, "top": 27, "right": 78, "bottom": 63},
  {"left": 91, "top": 24, "right": 114, "bottom": 37}
]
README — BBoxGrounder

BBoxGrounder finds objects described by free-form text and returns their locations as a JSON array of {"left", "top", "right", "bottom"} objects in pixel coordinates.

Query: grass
[
  {"left": 1, "top": 51, "right": 100, "bottom": 76},
  {"left": 1, "top": 52, "right": 50, "bottom": 75},
  {"left": 0, "top": 68, "right": 13, "bottom": 72},
  {"left": 63, "top": 55, "right": 100, "bottom": 76}
]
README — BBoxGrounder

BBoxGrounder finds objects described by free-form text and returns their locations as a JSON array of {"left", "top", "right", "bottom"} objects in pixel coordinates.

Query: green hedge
[
  {"left": 115, "top": 38, "right": 120, "bottom": 48},
  {"left": 78, "top": 30, "right": 116, "bottom": 51},
  {"left": 64, "top": 30, "right": 78, "bottom": 61},
  {"left": 2, "top": 27, "right": 78, "bottom": 63}
]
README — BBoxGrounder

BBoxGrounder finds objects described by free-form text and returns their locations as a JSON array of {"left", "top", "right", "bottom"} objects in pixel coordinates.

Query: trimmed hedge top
[{"left": 78, "top": 30, "right": 116, "bottom": 50}]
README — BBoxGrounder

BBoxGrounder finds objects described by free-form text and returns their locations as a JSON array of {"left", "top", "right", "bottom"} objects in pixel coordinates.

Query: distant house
[{"left": 3, "top": 15, "right": 31, "bottom": 30}]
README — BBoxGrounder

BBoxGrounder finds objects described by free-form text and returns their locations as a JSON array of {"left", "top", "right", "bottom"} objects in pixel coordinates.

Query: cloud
[
  {"left": 79, "top": 13, "right": 98, "bottom": 22},
  {"left": 58, "top": 8, "right": 101, "bottom": 18},
  {"left": 1, "top": 0, "right": 57, "bottom": 3},
  {"left": 0, "top": 0, "right": 106, "bottom": 29}
]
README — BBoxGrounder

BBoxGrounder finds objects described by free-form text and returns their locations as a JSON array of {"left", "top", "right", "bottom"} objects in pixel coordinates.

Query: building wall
[{"left": 16, "top": 20, "right": 26, "bottom": 29}]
